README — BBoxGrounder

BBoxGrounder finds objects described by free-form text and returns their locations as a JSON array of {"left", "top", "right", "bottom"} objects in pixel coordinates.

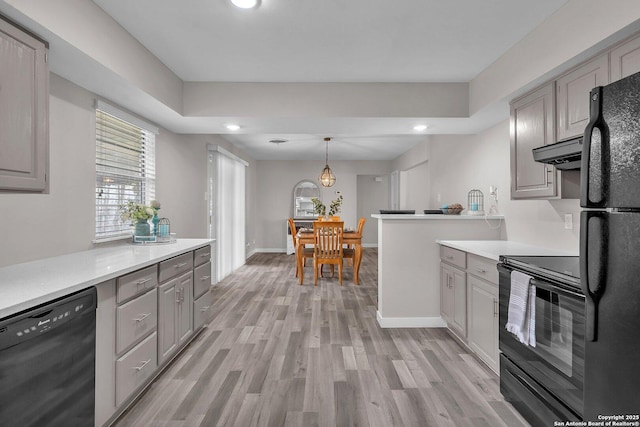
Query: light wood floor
[{"left": 114, "top": 249, "right": 529, "bottom": 427}]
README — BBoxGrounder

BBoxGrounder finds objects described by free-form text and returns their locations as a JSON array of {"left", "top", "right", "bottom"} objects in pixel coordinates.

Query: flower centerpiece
[{"left": 120, "top": 201, "right": 157, "bottom": 237}]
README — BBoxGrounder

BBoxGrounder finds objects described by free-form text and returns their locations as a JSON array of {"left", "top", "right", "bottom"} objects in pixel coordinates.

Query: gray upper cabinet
[
  {"left": 510, "top": 83, "right": 557, "bottom": 199},
  {"left": 556, "top": 54, "right": 609, "bottom": 142},
  {"left": 0, "top": 16, "right": 49, "bottom": 192},
  {"left": 610, "top": 34, "right": 640, "bottom": 83}
]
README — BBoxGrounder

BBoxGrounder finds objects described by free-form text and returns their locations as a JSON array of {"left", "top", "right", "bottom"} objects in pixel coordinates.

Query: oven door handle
[{"left": 580, "top": 211, "right": 608, "bottom": 342}]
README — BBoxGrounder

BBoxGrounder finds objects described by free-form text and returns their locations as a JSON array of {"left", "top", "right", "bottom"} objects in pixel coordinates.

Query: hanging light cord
[{"left": 325, "top": 138, "right": 330, "bottom": 165}]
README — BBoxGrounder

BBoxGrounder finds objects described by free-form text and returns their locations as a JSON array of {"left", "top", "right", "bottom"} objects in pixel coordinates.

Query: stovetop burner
[{"left": 499, "top": 255, "right": 581, "bottom": 290}]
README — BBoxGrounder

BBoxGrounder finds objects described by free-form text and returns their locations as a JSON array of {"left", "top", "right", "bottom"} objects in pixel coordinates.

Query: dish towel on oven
[{"left": 505, "top": 270, "right": 536, "bottom": 347}]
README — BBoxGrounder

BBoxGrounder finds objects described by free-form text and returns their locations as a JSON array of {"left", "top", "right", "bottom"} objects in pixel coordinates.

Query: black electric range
[{"left": 498, "top": 255, "right": 581, "bottom": 292}]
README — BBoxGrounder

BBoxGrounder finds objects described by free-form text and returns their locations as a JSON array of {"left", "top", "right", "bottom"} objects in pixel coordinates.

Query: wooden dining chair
[
  {"left": 313, "top": 221, "right": 344, "bottom": 286},
  {"left": 345, "top": 217, "right": 365, "bottom": 267},
  {"left": 289, "top": 218, "right": 312, "bottom": 277}
]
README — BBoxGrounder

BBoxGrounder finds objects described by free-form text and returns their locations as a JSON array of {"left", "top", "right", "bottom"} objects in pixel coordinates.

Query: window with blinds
[{"left": 95, "top": 106, "right": 156, "bottom": 241}]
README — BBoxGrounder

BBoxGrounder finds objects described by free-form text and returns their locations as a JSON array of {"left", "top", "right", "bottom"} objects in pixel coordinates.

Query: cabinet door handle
[
  {"left": 175, "top": 288, "right": 181, "bottom": 303},
  {"left": 200, "top": 306, "right": 210, "bottom": 312},
  {"left": 200, "top": 275, "right": 211, "bottom": 281},
  {"left": 175, "top": 262, "right": 188, "bottom": 268},
  {"left": 135, "top": 278, "right": 152, "bottom": 286},
  {"left": 445, "top": 255, "right": 453, "bottom": 260},
  {"left": 200, "top": 253, "right": 211, "bottom": 258},
  {"left": 476, "top": 268, "right": 486, "bottom": 273},
  {"left": 494, "top": 299, "right": 498, "bottom": 317},
  {"left": 133, "top": 359, "right": 151, "bottom": 371},
  {"left": 134, "top": 313, "right": 151, "bottom": 322}
]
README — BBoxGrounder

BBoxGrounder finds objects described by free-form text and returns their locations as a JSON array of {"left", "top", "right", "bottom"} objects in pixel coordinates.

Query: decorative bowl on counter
[{"left": 441, "top": 203, "right": 464, "bottom": 215}]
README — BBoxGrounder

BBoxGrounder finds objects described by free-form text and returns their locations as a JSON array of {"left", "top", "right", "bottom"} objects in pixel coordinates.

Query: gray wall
[
  {"left": 0, "top": 74, "right": 255, "bottom": 268},
  {"left": 254, "top": 160, "right": 392, "bottom": 251},
  {"left": 427, "top": 121, "right": 580, "bottom": 253},
  {"left": 356, "top": 175, "right": 388, "bottom": 246}
]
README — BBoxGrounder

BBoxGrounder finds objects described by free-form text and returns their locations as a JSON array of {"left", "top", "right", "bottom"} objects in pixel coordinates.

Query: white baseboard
[
  {"left": 246, "top": 249, "right": 257, "bottom": 258},
  {"left": 255, "top": 248, "right": 287, "bottom": 253},
  {"left": 376, "top": 311, "right": 447, "bottom": 328}
]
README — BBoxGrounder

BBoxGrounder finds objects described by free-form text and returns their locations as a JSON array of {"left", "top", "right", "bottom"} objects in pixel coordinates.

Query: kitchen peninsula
[{"left": 373, "top": 213, "right": 504, "bottom": 328}]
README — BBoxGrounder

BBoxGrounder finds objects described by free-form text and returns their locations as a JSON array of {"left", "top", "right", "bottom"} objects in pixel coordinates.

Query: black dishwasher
[{"left": 0, "top": 287, "right": 97, "bottom": 427}]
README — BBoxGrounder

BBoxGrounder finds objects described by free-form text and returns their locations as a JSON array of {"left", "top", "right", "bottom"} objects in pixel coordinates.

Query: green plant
[
  {"left": 120, "top": 201, "right": 157, "bottom": 223},
  {"left": 311, "top": 197, "right": 326, "bottom": 216},
  {"left": 328, "top": 193, "right": 343, "bottom": 216},
  {"left": 311, "top": 193, "right": 343, "bottom": 217}
]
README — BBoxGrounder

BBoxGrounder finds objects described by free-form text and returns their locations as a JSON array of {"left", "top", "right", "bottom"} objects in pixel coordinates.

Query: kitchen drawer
[
  {"left": 115, "top": 331, "right": 158, "bottom": 407},
  {"left": 117, "top": 265, "right": 158, "bottom": 304},
  {"left": 440, "top": 246, "right": 466, "bottom": 269},
  {"left": 116, "top": 288, "right": 157, "bottom": 355},
  {"left": 194, "top": 290, "right": 213, "bottom": 331},
  {"left": 194, "top": 245, "right": 212, "bottom": 267},
  {"left": 159, "top": 252, "right": 193, "bottom": 283},
  {"left": 193, "top": 261, "right": 212, "bottom": 299},
  {"left": 467, "top": 254, "right": 499, "bottom": 284}
]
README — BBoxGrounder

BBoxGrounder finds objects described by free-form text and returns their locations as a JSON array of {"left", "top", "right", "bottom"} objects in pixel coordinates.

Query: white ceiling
[{"left": 87, "top": 0, "right": 567, "bottom": 160}]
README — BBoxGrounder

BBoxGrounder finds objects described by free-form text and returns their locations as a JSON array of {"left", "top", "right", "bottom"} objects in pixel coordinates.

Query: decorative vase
[
  {"left": 134, "top": 219, "right": 150, "bottom": 237},
  {"left": 152, "top": 212, "right": 159, "bottom": 236}
]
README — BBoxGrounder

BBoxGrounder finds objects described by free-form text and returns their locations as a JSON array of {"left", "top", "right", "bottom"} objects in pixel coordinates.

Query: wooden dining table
[{"left": 296, "top": 229, "right": 363, "bottom": 285}]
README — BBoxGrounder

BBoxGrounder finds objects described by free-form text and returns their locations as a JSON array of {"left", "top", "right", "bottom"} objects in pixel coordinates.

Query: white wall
[
  {"left": 356, "top": 175, "right": 388, "bottom": 246},
  {"left": 0, "top": 74, "right": 255, "bottom": 268},
  {"left": 399, "top": 161, "right": 430, "bottom": 212},
  {"left": 254, "top": 160, "right": 391, "bottom": 251},
  {"left": 428, "top": 121, "right": 580, "bottom": 253}
]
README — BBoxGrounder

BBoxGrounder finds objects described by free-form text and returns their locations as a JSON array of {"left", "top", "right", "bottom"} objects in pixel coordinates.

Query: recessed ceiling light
[
  {"left": 231, "top": 0, "right": 259, "bottom": 9},
  {"left": 269, "top": 138, "right": 288, "bottom": 144},
  {"left": 225, "top": 124, "right": 241, "bottom": 131},
  {"left": 413, "top": 124, "right": 428, "bottom": 131}
]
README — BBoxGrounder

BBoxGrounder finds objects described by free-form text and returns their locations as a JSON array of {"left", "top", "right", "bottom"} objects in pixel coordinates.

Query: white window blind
[{"left": 95, "top": 103, "right": 157, "bottom": 241}]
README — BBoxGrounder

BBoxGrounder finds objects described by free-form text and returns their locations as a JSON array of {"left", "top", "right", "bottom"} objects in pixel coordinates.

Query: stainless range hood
[{"left": 532, "top": 137, "right": 583, "bottom": 170}]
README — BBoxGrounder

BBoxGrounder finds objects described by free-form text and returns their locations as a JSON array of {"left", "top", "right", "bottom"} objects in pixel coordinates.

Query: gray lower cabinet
[
  {"left": 158, "top": 270, "right": 193, "bottom": 364},
  {"left": 95, "top": 244, "right": 210, "bottom": 427},
  {"left": 440, "top": 246, "right": 467, "bottom": 340},
  {"left": 440, "top": 263, "right": 467, "bottom": 340},
  {"left": 193, "top": 260, "right": 213, "bottom": 330},
  {"left": 467, "top": 274, "right": 499, "bottom": 373},
  {"left": 0, "top": 15, "right": 49, "bottom": 192},
  {"left": 439, "top": 246, "right": 499, "bottom": 374}
]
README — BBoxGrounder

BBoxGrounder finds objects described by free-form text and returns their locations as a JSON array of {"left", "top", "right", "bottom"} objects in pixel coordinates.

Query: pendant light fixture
[{"left": 319, "top": 137, "right": 336, "bottom": 187}]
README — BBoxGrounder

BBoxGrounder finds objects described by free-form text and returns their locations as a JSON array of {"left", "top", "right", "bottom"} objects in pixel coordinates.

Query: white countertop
[
  {"left": 371, "top": 214, "right": 504, "bottom": 220},
  {"left": 436, "top": 240, "right": 578, "bottom": 261},
  {"left": 0, "top": 239, "right": 213, "bottom": 318}
]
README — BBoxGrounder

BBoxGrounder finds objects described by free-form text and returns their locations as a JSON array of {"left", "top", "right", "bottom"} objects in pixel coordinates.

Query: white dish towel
[{"left": 505, "top": 270, "right": 536, "bottom": 347}]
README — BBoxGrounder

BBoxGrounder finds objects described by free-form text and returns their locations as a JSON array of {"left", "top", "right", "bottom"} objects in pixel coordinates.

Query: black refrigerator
[{"left": 581, "top": 71, "right": 640, "bottom": 419}]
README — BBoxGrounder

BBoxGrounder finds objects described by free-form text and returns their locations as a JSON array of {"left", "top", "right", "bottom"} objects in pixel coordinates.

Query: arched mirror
[{"left": 293, "top": 180, "right": 320, "bottom": 218}]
